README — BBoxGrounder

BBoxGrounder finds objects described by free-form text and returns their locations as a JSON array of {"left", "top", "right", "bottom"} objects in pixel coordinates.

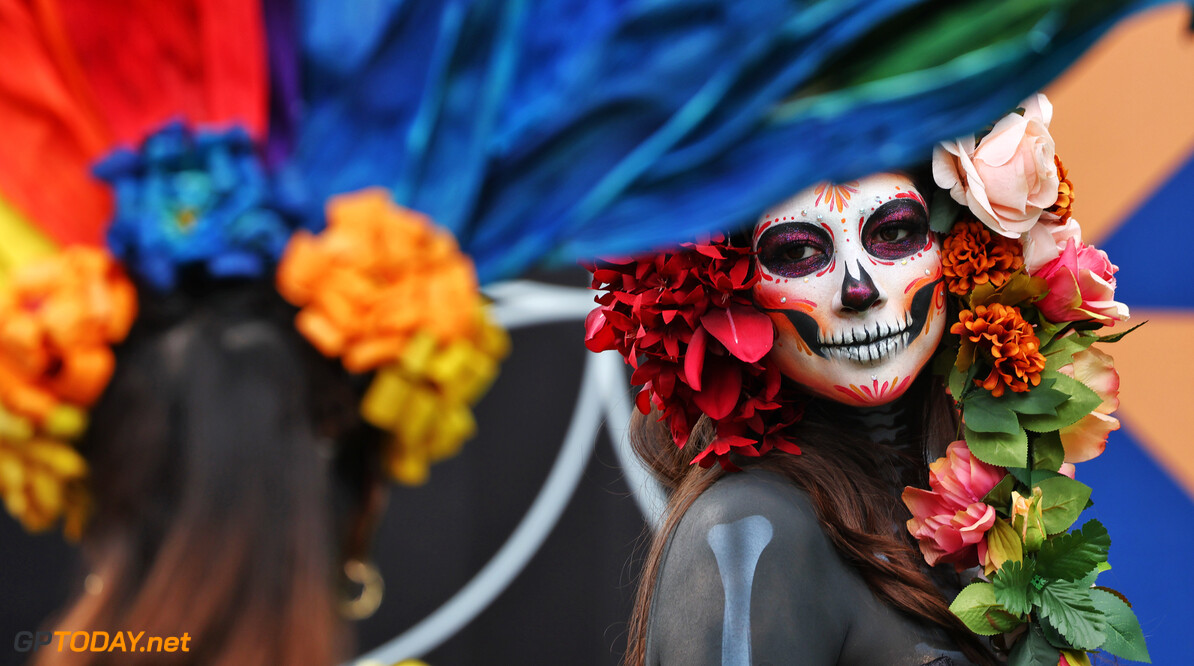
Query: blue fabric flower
[{"left": 94, "top": 122, "right": 293, "bottom": 291}]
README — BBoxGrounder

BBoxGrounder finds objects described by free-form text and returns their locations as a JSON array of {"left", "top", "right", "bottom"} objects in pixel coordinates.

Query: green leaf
[
  {"left": 1038, "top": 614, "right": 1073, "bottom": 650},
  {"left": 1037, "top": 520, "right": 1110, "bottom": 582},
  {"left": 964, "top": 396, "right": 1024, "bottom": 435},
  {"left": 1019, "top": 373, "right": 1103, "bottom": 433},
  {"left": 1036, "top": 476, "right": 1092, "bottom": 535},
  {"left": 983, "top": 474, "right": 1017, "bottom": 512},
  {"left": 1002, "top": 380, "right": 1068, "bottom": 416},
  {"left": 1090, "top": 588, "right": 1151, "bottom": 662},
  {"left": 1009, "top": 624, "right": 1061, "bottom": 666},
  {"left": 965, "top": 425, "right": 1028, "bottom": 467},
  {"left": 986, "top": 518, "right": 1025, "bottom": 571},
  {"left": 949, "top": 364, "right": 976, "bottom": 403},
  {"left": 1096, "top": 320, "right": 1147, "bottom": 344},
  {"left": 1031, "top": 431, "right": 1065, "bottom": 473},
  {"left": 929, "top": 190, "right": 962, "bottom": 233},
  {"left": 949, "top": 582, "right": 1021, "bottom": 636},
  {"left": 993, "top": 559, "right": 1035, "bottom": 616},
  {"left": 964, "top": 380, "right": 1068, "bottom": 435},
  {"left": 1037, "top": 580, "right": 1106, "bottom": 650}
]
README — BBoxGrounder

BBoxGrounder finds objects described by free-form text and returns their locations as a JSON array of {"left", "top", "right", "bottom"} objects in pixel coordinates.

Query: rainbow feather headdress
[{"left": 0, "top": 0, "right": 1167, "bottom": 573}]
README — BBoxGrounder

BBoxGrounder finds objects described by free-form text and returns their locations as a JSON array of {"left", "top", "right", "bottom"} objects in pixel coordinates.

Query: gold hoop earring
[{"left": 339, "top": 559, "right": 384, "bottom": 620}]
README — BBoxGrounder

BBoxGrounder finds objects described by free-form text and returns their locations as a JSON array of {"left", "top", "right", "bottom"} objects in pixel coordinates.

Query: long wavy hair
[{"left": 35, "top": 281, "right": 384, "bottom": 666}]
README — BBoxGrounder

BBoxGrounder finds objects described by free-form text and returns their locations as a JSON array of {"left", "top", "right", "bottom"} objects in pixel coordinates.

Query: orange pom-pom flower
[
  {"left": 941, "top": 218, "right": 1024, "bottom": 296},
  {"left": 951, "top": 303, "right": 1045, "bottom": 398}
]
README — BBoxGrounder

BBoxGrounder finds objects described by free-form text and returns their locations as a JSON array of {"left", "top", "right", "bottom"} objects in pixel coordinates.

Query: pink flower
[
  {"left": 1058, "top": 346, "right": 1120, "bottom": 463},
  {"left": 1021, "top": 214, "right": 1081, "bottom": 273},
  {"left": 902, "top": 441, "right": 1006, "bottom": 567},
  {"left": 933, "top": 94, "right": 1059, "bottom": 238},
  {"left": 1034, "top": 238, "right": 1129, "bottom": 325}
]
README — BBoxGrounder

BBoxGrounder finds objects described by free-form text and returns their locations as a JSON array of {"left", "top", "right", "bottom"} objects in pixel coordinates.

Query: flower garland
[
  {"left": 0, "top": 124, "right": 510, "bottom": 535},
  {"left": 906, "top": 94, "right": 1147, "bottom": 664},
  {"left": 585, "top": 237, "right": 802, "bottom": 470}
]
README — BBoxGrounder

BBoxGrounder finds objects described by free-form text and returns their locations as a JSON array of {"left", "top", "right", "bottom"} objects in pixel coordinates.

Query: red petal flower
[
  {"left": 700, "top": 304, "right": 774, "bottom": 363},
  {"left": 585, "top": 235, "right": 803, "bottom": 469}
]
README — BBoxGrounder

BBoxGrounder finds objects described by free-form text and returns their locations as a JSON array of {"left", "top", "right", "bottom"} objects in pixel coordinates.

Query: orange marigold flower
[
  {"left": 951, "top": 303, "right": 1045, "bottom": 398},
  {"left": 277, "top": 188, "right": 481, "bottom": 374},
  {"left": 0, "top": 247, "right": 137, "bottom": 424},
  {"left": 1047, "top": 155, "right": 1074, "bottom": 223},
  {"left": 941, "top": 218, "right": 1024, "bottom": 296}
]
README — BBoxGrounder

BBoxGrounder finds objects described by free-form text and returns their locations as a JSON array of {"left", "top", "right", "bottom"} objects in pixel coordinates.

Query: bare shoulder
[{"left": 646, "top": 470, "right": 857, "bottom": 665}]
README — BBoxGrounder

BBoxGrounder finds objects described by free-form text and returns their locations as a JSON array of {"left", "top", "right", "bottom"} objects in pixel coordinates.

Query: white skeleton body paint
[{"left": 752, "top": 173, "right": 947, "bottom": 406}]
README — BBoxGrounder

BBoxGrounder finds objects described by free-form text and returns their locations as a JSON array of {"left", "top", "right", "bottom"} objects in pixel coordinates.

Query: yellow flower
[{"left": 278, "top": 189, "right": 510, "bottom": 485}]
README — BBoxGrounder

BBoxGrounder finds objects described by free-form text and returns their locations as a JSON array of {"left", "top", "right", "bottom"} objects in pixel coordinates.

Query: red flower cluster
[{"left": 584, "top": 237, "right": 802, "bottom": 469}]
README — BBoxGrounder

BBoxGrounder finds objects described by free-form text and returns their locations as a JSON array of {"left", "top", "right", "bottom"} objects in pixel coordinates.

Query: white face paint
[{"left": 751, "top": 173, "right": 946, "bottom": 406}]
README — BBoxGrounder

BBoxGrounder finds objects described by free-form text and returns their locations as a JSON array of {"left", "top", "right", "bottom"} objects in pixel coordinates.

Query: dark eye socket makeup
[
  {"left": 862, "top": 199, "right": 928, "bottom": 260},
  {"left": 756, "top": 222, "right": 833, "bottom": 278}
]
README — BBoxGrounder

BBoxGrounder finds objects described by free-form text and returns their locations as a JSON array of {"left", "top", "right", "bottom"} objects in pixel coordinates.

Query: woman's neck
[{"left": 802, "top": 381, "right": 930, "bottom": 490}]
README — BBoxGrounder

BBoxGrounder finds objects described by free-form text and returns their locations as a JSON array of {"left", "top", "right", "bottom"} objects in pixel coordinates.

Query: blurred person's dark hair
[{"left": 35, "top": 280, "right": 386, "bottom": 666}]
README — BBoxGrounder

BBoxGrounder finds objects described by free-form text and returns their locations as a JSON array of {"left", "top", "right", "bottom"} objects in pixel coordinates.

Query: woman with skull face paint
[{"left": 587, "top": 172, "right": 995, "bottom": 666}]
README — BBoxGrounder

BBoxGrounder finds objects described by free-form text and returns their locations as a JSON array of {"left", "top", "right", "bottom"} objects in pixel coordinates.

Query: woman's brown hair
[
  {"left": 624, "top": 375, "right": 998, "bottom": 666},
  {"left": 34, "top": 282, "right": 383, "bottom": 666}
]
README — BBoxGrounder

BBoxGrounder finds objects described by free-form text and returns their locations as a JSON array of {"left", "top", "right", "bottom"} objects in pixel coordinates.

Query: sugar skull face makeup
[{"left": 752, "top": 173, "right": 946, "bottom": 406}]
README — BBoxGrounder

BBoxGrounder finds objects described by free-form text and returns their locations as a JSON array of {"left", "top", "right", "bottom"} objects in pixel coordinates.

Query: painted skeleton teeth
[{"left": 818, "top": 318, "right": 916, "bottom": 364}]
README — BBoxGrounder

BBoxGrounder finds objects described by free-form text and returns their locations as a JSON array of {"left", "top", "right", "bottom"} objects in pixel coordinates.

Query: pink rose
[
  {"left": 1035, "top": 238, "right": 1129, "bottom": 324},
  {"left": 903, "top": 441, "right": 1006, "bottom": 567},
  {"left": 1021, "top": 214, "right": 1081, "bottom": 273},
  {"left": 1058, "top": 346, "right": 1120, "bottom": 463},
  {"left": 933, "top": 94, "right": 1060, "bottom": 238}
]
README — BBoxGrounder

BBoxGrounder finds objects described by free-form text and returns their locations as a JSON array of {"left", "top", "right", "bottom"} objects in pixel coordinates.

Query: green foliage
[
  {"left": 1036, "top": 476, "right": 1092, "bottom": 535},
  {"left": 993, "top": 559, "right": 1035, "bottom": 616},
  {"left": 949, "top": 582, "right": 1023, "bottom": 636},
  {"left": 969, "top": 271, "right": 1048, "bottom": 309},
  {"left": 1037, "top": 580, "right": 1105, "bottom": 650},
  {"left": 1019, "top": 372, "right": 1102, "bottom": 433},
  {"left": 963, "top": 379, "right": 1068, "bottom": 435},
  {"left": 949, "top": 361, "right": 977, "bottom": 401},
  {"left": 1006, "top": 465, "right": 1066, "bottom": 489},
  {"left": 1031, "top": 431, "right": 1065, "bottom": 473},
  {"left": 965, "top": 425, "right": 1027, "bottom": 467},
  {"left": 1090, "top": 588, "right": 1151, "bottom": 662},
  {"left": 930, "top": 192, "right": 962, "bottom": 234},
  {"left": 1096, "top": 320, "right": 1147, "bottom": 344},
  {"left": 983, "top": 474, "right": 1016, "bottom": 512},
  {"left": 1036, "top": 520, "right": 1110, "bottom": 582},
  {"left": 1009, "top": 624, "right": 1061, "bottom": 666}
]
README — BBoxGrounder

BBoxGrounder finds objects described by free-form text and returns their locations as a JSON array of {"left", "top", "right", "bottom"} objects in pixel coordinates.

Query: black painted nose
[{"left": 841, "top": 263, "right": 881, "bottom": 311}]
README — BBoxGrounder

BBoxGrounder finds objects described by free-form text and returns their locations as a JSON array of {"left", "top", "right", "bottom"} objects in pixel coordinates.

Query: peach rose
[
  {"left": 903, "top": 441, "right": 1006, "bottom": 567},
  {"left": 1058, "top": 346, "right": 1120, "bottom": 463},
  {"left": 933, "top": 94, "right": 1060, "bottom": 238},
  {"left": 1034, "top": 238, "right": 1129, "bottom": 325}
]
